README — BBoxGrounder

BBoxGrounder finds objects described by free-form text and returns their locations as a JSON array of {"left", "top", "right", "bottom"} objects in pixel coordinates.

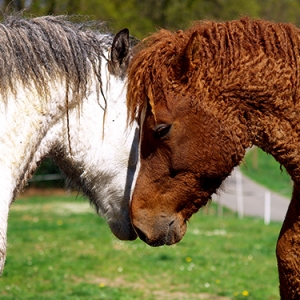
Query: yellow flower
[
  {"left": 57, "top": 220, "right": 63, "bottom": 226},
  {"left": 99, "top": 283, "right": 105, "bottom": 288},
  {"left": 186, "top": 257, "right": 192, "bottom": 263},
  {"left": 242, "top": 290, "right": 249, "bottom": 297}
]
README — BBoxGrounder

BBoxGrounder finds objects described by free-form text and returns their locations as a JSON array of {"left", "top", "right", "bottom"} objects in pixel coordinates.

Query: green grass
[
  {"left": 240, "top": 147, "right": 293, "bottom": 198},
  {"left": 1, "top": 192, "right": 281, "bottom": 300}
]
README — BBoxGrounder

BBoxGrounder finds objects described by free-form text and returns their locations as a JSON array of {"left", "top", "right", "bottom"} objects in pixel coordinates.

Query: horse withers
[
  {"left": 127, "top": 18, "right": 300, "bottom": 299},
  {"left": 0, "top": 15, "right": 138, "bottom": 274}
]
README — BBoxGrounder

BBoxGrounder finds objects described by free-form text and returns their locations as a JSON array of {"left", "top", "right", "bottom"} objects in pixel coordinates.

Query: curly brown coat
[
  {"left": 128, "top": 17, "right": 300, "bottom": 179},
  {"left": 127, "top": 18, "right": 300, "bottom": 299}
]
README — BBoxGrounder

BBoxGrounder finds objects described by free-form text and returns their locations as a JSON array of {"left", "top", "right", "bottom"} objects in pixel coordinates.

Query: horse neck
[
  {"left": 2, "top": 73, "right": 101, "bottom": 198},
  {"left": 198, "top": 20, "right": 300, "bottom": 181},
  {"left": 245, "top": 104, "right": 300, "bottom": 182},
  {"left": 213, "top": 79, "right": 300, "bottom": 182}
]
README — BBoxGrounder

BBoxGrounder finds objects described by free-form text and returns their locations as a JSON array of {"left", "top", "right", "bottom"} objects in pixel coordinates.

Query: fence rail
[{"left": 28, "top": 174, "right": 64, "bottom": 182}]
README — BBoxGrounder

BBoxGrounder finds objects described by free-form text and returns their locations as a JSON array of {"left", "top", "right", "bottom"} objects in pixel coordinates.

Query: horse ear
[
  {"left": 109, "top": 28, "right": 130, "bottom": 78},
  {"left": 185, "top": 31, "right": 200, "bottom": 62},
  {"left": 177, "top": 31, "right": 200, "bottom": 82}
]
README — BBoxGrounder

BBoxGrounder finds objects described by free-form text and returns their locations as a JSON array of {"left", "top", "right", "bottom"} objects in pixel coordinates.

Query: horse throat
[{"left": 243, "top": 107, "right": 300, "bottom": 183}]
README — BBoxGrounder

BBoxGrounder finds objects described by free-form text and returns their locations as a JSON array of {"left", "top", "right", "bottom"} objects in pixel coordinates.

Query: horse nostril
[{"left": 169, "top": 220, "right": 175, "bottom": 227}]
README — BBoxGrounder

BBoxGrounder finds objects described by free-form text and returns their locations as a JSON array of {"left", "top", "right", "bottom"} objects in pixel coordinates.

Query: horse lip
[
  {"left": 126, "top": 230, "right": 138, "bottom": 241},
  {"left": 146, "top": 238, "right": 167, "bottom": 247}
]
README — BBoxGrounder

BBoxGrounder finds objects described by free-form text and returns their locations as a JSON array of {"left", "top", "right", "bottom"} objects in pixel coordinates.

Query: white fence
[{"left": 215, "top": 168, "right": 289, "bottom": 224}]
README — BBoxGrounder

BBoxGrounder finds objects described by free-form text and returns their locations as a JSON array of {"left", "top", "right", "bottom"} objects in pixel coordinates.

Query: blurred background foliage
[
  {"left": 4, "top": 0, "right": 300, "bottom": 187},
  {"left": 2, "top": 0, "right": 300, "bottom": 39}
]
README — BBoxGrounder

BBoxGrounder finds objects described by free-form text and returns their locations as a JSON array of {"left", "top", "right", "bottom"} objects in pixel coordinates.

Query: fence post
[
  {"left": 236, "top": 169, "right": 244, "bottom": 219},
  {"left": 264, "top": 191, "right": 271, "bottom": 225}
]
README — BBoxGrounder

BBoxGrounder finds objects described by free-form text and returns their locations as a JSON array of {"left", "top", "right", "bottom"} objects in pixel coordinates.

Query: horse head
[
  {"left": 127, "top": 27, "right": 246, "bottom": 246},
  {"left": 54, "top": 27, "right": 139, "bottom": 242}
]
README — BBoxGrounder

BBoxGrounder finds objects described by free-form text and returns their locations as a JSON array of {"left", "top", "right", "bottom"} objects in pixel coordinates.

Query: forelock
[{"left": 126, "top": 29, "right": 188, "bottom": 124}]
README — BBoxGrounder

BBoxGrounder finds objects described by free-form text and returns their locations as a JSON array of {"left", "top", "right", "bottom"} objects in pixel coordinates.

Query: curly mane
[{"left": 127, "top": 17, "right": 300, "bottom": 123}]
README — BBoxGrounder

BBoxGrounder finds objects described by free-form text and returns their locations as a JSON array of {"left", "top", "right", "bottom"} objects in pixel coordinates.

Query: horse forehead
[{"left": 150, "top": 88, "right": 187, "bottom": 124}]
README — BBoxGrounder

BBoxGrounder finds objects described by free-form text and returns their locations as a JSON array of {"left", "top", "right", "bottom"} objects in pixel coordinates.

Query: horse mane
[
  {"left": 127, "top": 17, "right": 300, "bottom": 123},
  {"left": 0, "top": 15, "right": 112, "bottom": 103}
]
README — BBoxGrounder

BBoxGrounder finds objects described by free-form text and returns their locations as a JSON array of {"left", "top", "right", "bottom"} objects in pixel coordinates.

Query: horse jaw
[{"left": 84, "top": 125, "right": 139, "bottom": 241}]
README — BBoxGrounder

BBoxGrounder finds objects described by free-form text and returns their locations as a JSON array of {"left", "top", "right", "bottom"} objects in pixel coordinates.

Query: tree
[
  {"left": 2, "top": 0, "right": 300, "bottom": 38},
  {"left": 260, "top": 0, "right": 300, "bottom": 26}
]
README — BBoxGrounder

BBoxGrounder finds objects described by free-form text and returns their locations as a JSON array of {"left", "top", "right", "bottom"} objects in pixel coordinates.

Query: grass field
[{"left": 1, "top": 191, "right": 281, "bottom": 300}]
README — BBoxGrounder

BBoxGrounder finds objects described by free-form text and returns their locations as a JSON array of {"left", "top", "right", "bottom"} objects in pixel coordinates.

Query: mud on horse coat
[
  {"left": 0, "top": 15, "right": 139, "bottom": 274},
  {"left": 127, "top": 18, "right": 300, "bottom": 299}
]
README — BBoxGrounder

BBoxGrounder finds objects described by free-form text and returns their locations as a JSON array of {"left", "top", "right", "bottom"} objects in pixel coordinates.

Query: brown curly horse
[{"left": 127, "top": 18, "right": 300, "bottom": 299}]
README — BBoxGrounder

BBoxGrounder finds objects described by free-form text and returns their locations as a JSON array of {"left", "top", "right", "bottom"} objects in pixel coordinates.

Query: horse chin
[{"left": 108, "top": 221, "right": 137, "bottom": 241}]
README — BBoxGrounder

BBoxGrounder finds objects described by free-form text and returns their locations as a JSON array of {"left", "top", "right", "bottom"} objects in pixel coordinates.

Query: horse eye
[{"left": 153, "top": 124, "right": 172, "bottom": 139}]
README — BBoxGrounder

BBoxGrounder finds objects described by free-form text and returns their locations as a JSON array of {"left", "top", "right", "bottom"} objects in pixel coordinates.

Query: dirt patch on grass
[
  {"left": 11, "top": 201, "right": 93, "bottom": 215},
  {"left": 14, "top": 188, "right": 94, "bottom": 215},
  {"left": 18, "top": 187, "right": 73, "bottom": 198},
  {"left": 86, "top": 275, "right": 231, "bottom": 300}
]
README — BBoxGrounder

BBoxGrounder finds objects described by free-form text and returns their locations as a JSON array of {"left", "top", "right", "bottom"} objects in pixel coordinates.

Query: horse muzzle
[{"left": 131, "top": 213, "right": 187, "bottom": 247}]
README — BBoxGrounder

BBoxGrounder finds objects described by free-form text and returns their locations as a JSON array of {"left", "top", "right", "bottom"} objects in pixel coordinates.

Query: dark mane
[
  {"left": 127, "top": 17, "right": 300, "bottom": 123},
  {"left": 0, "top": 15, "right": 112, "bottom": 102}
]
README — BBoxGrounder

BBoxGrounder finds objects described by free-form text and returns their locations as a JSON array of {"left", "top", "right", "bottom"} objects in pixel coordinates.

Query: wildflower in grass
[
  {"left": 99, "top": 283, "right": 105, "bottom": 288},
  {"left": 186, "top": 257, "right": 192, "bottom": 263},
  {"left": 187, "top": 262, "right": 195, "bottom": 271},
  {"left": 57, "top": 220, "right": 63, "bottom": 226},
  {"left": 215, "top": 279, "right": 220, "bottom": 284},
  {"left": 242, "top": 290, "right": 249, "bottom": 296}
]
